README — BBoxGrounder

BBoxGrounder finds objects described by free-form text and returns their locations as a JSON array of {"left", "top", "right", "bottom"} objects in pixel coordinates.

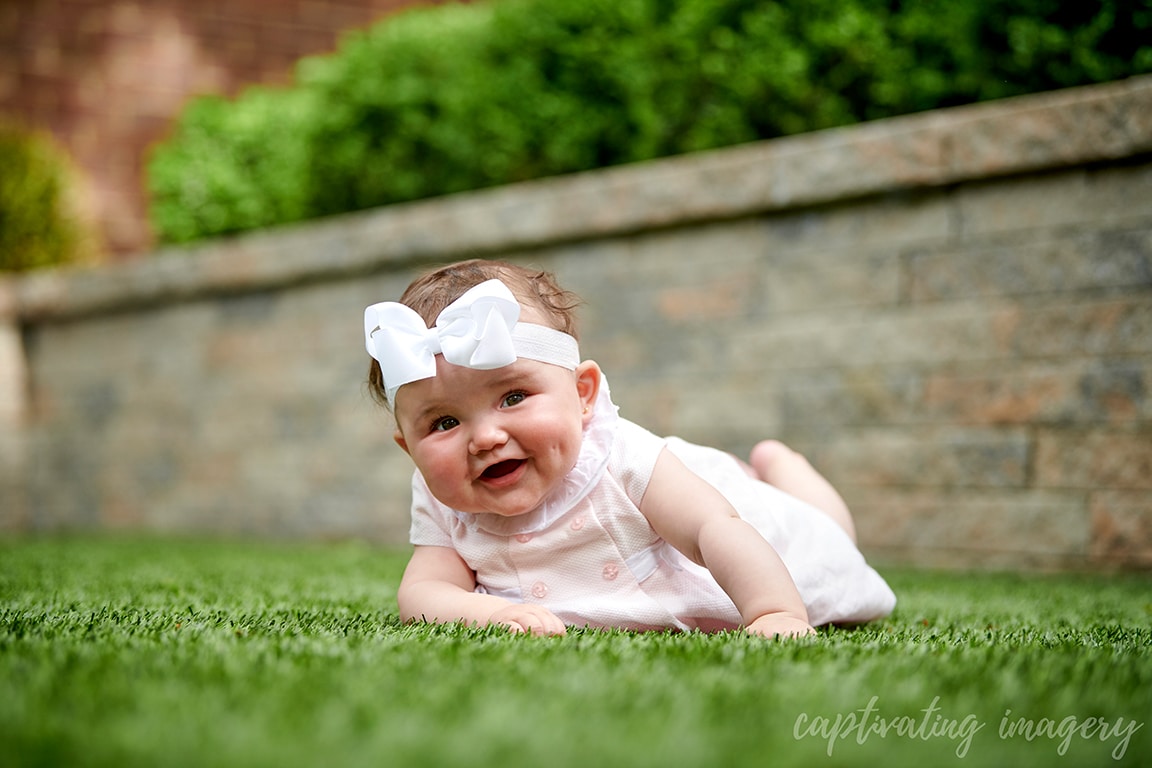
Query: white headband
[{"left": 364, "top": 279, "right": 580, "bottom": 405}]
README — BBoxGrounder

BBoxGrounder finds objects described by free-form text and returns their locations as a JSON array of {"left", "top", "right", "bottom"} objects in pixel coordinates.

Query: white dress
[{"left": 409, "top": 378, "right": 897, "bottom": 631}]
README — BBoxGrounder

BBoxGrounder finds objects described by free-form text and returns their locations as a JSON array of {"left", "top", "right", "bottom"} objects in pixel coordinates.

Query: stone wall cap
[{"left": 11, "top": 75, "right": 1152, "bottom": 322}]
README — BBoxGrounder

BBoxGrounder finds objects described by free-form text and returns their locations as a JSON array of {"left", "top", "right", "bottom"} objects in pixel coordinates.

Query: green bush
[
  {"left": 147, "top": 0, "right": 1152, "bottom": 245},
  {"left": 0, "top": 122, "right": 90, "bottom": 272},
  {"left": 147, "top": 87, "right": 319, "bottom": 243}
]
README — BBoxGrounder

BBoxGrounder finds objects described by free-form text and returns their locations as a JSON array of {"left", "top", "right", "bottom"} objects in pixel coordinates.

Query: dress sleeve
[
  {"left": 408, "top": 471, "right": 455, "bottom": 547},
  {"left": 609, "top": 418, "right": 669, "bottom": 508}
]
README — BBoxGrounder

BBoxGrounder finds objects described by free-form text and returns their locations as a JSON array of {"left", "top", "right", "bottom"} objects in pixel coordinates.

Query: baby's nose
[{"left": 468, "top": 417, "right": 508, "bottom": 454}]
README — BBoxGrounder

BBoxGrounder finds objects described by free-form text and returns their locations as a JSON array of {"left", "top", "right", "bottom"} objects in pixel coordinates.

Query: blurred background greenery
[
  {"left": 146, "top": 0, "right": 1152, "bottom": 245},
  {"left": 3, "top": 0, "right": 1152, "bottom": 271},
  {"left": 0, "top": 122, "right": 94, "bottom": 272}
]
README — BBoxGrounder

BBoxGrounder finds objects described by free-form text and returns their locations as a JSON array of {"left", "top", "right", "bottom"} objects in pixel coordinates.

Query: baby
[{"left": 364, "top": 259, "right": 896, "bottom": 637}]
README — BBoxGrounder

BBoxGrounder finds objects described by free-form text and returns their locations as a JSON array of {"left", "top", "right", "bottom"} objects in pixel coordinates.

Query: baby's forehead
[{"left": 395, "top": 357, "right": 561, "bottom": 413}]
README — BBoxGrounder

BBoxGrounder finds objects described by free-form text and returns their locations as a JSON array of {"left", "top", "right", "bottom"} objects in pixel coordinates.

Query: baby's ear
[
  {"left": 575, "top": 361, "right": 602, "bottom": 424},
  {"left": 393, "top": 428, "right": 410, "bottom": 455}
]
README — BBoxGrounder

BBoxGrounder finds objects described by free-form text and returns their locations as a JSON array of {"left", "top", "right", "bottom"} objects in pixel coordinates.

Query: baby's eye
[
  {"left": 431, "top": 416, "right": 460, "bottom": 432},
  {"left": 502, "top": 391, "right": 527, "bottom": 408}
]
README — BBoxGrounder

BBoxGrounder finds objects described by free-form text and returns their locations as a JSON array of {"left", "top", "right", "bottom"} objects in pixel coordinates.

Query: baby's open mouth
[{"left": 482, "top": 459, "right": 524, "bottom": 479}]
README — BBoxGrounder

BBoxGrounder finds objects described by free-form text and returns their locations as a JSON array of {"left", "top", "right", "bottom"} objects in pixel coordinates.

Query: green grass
[{"left": 1, "top": 536, "right": 1149, "bottom": 768}]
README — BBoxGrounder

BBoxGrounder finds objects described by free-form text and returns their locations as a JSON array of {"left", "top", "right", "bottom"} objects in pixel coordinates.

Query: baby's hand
[
  {"left": 746, "top": 613, "right": 816, "bottom": 639},
  {"left": 489, "top": 604, "right": 567, "bottom": 636}
]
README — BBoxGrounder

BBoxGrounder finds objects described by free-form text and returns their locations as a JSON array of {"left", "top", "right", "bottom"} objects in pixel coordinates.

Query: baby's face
[{"left": 392, "top": 350, "right": 597, "bottom": 518}]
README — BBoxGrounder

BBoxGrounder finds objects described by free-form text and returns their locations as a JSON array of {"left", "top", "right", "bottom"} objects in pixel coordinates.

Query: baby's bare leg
[{"left": 747, "top": 440, "right": 857, "bottom": 543}]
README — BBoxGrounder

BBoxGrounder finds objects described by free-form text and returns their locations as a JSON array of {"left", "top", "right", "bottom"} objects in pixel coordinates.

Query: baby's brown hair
[{"left": 366, "top": 259, "right": 582, "bottom": 408}]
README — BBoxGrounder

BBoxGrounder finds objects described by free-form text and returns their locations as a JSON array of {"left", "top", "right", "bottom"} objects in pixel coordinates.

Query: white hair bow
[{"left": 364, "top": 279, "right": 579, "bottom": 405}]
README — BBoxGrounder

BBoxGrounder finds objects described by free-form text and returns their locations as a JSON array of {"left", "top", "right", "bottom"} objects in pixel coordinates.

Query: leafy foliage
[
  {"left": 146, "top": 88, "right": 318, "bottom": 244},
  {"left": 0, "top": 122, "right": 92, "bottom": 272},
  {"left": 147, "top": 0, "right": 1152, "bottom": 244}
]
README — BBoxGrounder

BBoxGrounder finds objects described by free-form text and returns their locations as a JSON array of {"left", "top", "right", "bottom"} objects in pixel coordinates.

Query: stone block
[
  {"left": 998, "top": 296, "right": 1152, "bottom": 359},
  {"left": 0, "top": 320, "right": 26, "bottom": 426},
  {"left": 953, "top": 160, "right": 1152, "bottom": 241},
  {"left": 0, "top": 430, "right": 27, "bottom": 532},
  {"left": 921, "top": 359, "right": 1152, "bottom": 427},
  {"left": 730, "top": 300, "right": 1011, "bottom": 373},
  {"left": 758, "top": 190, "right": 953, "bottom": 256},
  {"left": 1035, "top": 429, "right": 1152, "bottom": 491},
  {"left": 849, "top": 487, "right": 1090, "bottom": 568},
  {"left": 755, "top": 245, "right": 902, "bottom": 315},
  {"left": 799, "top": 427, "right": 1032, "bottom": 490},
  {"left": 906, "top": 226, "right": 1152, "bottom": 302},
  {"left": 1090, "top": 491, "right": 1152, "bottom": 567},
  {"left": 619, "top": 369, "right": 784, "bottom": 454},
  {"left": 1081, "top": 162, "right": 1152, "bottom": 230},
  {"left": 768, "top": 367, "right": 924, "bottom": 430},
  {"left": 953, "top": 171, "right": 1097, "bottom": 238}
]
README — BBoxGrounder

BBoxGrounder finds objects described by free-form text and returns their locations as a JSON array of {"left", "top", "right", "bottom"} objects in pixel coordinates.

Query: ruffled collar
[{"left": 453, "top": 375, "right": 618, "bottom": 536}]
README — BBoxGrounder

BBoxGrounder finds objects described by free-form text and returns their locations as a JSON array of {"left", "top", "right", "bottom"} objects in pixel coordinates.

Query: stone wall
[{"left": 2, "top": 76, "right": 1151, "bottom": 570}]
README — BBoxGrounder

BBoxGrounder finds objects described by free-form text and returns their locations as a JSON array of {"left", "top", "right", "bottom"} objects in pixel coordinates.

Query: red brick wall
[{"left": 0, "top": 0, "right": 447, "bottom": 259}]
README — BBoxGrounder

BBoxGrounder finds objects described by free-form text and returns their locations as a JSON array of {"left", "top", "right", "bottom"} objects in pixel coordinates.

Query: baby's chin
[
  {"left": 469, "top": 502, "right": 539, "bottom": 518},
  {"left": 432, "top": 492, "right": 541, "bottom": 518}
]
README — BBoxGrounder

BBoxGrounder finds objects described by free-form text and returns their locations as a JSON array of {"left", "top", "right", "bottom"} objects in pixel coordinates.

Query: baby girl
[{"left": 364, "top": 259, "right": 896, "bottom": 637}]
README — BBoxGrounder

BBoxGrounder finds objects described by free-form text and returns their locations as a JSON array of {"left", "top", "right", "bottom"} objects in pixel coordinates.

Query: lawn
[{"left": 1, "top": 536, "right": 1149, "bottom": 768}]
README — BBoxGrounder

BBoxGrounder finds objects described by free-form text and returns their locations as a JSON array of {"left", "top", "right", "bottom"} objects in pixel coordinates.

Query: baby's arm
[
  {"left": 640, "top": 448, "right": 815, "bottom": 638},
  {"left": 398, "top": 545, "right": 567, "bottom": 636}
]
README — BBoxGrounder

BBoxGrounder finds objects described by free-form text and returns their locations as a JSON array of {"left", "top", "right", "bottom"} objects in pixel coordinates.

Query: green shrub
[
  {"left": 875, "top": 0, "right": 1152, "bottom": 114},
  {"left": 147, "top": 87, "right": 318, "bottom": 244},
  {"left": 147, "top": 0, "right": 1152, "bottom": 245},
  {"left": 0, "top": 122, "right": 91, "bottom": 272},
  {"left": 297, "top": 2, "right": 500, "bottom": 218}
]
